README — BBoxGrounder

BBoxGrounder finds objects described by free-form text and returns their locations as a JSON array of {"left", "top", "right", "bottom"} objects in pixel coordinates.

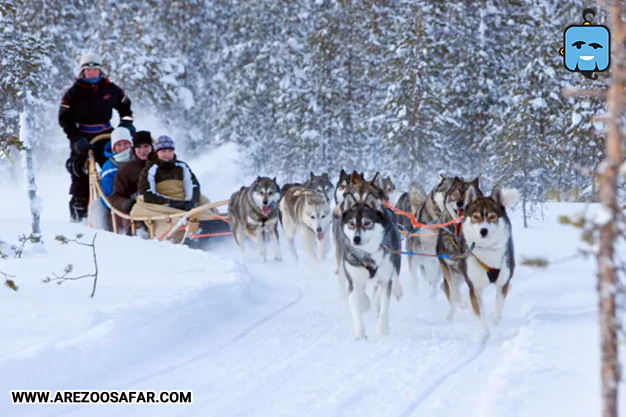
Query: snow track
[{"left": 0, "top": 199, "right": 610, "bottom": 417}]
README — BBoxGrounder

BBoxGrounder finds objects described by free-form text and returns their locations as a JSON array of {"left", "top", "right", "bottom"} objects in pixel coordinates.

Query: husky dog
[
  {"left": 436, "top": 177, "right": 487, "bottom": 320},
  {"left": 334, "top": 169, "right": 366, "bottom": 205},
  {"left": 303, "top": 172, "right": 335, "bottom": 205},
  {"left": 408, "top": 176, "right": 481, "bottom": 296},
  {"left": 394, "top": 182, "right": 427, "bottom": 235},
  {"left": 333, "top": 171, "right": 387, "bottom": 284},
  {"left": 279, "top": 186, "right": 331, "bottom": 261},
  {"left": 406, "top": 175, "right": 456, "bottom": 295},
  {"left": 454, "top": 185, "right": 517, "bottom": 335},
  {"left": 339, "top": 192, "right": 403, "bottom": 339},
  {"left": 382, "top": 175, "right": 399, "bottom": 204},
  {"left": 229, "top": 176, "right": 282, "bottom": 262}
]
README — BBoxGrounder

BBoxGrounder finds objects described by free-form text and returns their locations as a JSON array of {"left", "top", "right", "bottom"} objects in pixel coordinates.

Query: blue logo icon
[{"left": 560, "top": 8, "right": 610, "bottom": 79}]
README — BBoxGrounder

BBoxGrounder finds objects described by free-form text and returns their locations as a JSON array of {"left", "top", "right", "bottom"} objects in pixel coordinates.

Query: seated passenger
[
  {"left": 100, "top": 127, "right": 133, "bottom": 202},
  {"left": 131, "top": 135, "right": 217, "bottom": 240},
  {"left": 109, "top": 130, "right": 154, "bottom": 234}
]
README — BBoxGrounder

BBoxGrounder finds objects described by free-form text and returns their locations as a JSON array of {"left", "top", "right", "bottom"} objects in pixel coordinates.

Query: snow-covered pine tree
[{"left": 2, "top": 0, "right": 53, "bottom": 242}]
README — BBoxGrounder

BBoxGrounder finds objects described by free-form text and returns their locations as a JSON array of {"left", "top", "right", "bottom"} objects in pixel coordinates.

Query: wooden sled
[{"left": 86, "top": 133, "right": 232, "bottom": 246}]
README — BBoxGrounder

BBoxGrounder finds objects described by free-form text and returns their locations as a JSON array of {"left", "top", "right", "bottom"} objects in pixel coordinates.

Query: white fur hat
[
  {"left": 78, "top": 52, "right": 107, "bottom": 77},
  {"left": 111, "top": 127, "right": 133, "bottom": 148}
]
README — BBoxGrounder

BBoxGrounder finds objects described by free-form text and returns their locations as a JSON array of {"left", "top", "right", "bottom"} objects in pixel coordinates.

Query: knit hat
[
  {"left": 78, "top": 52, "right": 106, "bottom": 77},
  {"left": 133, "top": 131, "right": 153, "bottom": 148},
  {"left": 110, "top": 127, "right": 133, "bottom": 149},
  {"left": 154, "top": 135, "right": 175, "bottom": 152}
]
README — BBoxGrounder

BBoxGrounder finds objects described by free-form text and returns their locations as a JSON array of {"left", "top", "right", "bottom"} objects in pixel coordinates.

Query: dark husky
[{"left": 229, "top": 176, "right": 282, "bottom": 262}]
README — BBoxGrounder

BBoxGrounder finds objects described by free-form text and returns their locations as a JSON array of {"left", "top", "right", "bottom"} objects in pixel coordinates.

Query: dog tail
[{"left": 408, "top": 182, "right": 425, "bottom": 213}]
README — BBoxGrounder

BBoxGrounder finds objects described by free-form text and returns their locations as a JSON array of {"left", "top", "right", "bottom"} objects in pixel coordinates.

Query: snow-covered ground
[{"left": 0, "top": 144, "right": 621, "bottom": 417}]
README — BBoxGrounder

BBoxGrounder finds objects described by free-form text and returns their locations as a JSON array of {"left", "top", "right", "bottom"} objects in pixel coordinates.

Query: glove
[
  {"left": 118, "top": 119, "right": 136, "bottom": 134},
  {"left": 73, "top": 137, "right": 93, "bottom": 154},
  {"left": 122, "top": 199, "right": 136, "bottom": 213},
  {"left": 169, "top": 200, "right": 196, "bottom": 212},
  {"left": 65, "top": 156, "right": 88, "bottom": 178}
]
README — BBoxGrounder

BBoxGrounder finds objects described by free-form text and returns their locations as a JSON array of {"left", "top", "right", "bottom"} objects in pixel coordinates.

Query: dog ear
[
  {"left": 322, "top": 172, "right": 329, "bottom": 180},
  {"left": 359, "top": 172, "right": 365, "bottom": 180},
  {"left": 340, "top": 169, "right": 347, "bottom": 178},
  {"left": 471, "top": 177, "right": 480, "bottom": 191},
  {"left": 493, "top": 185, "right": 519, "bottom": 208},
  {"left": 464, "top": 185, "right": 479, "bottom": 207},
  {"left": 351, "top": 171, "right": 363, "bottom": 184},
  {"left": 369, "top": 172, "right": 382, "bottom": 187},
  {"left": 310, "top": 171, "right": 315, "bottom": 180}
]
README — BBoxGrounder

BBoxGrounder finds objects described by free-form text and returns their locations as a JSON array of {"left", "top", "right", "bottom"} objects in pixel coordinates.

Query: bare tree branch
[{"left": 44, "top": 233, "right": 99, "bottom": 298}]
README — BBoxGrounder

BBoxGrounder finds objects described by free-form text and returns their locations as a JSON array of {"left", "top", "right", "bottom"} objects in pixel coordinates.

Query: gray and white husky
[
  {"left": 228, "top": 176, "right": 282, "bottom": 262},
  {"left": 339, "top": 192, "right": 403, "bottom": 339},
  {"left": 451, "top": 184, "right": 517, "bottom": 335},
  {"left": 407, "top": 176, "right": 481, "bottom": 296},
  {"left": 279, "top": 185, "right": 331, "bottom": 261},
  {"left": 406, "top": 175, "right": 456, "bottom": 296},
  {"left": 304, "top": 172, "right": 335, "bottom": 205}
]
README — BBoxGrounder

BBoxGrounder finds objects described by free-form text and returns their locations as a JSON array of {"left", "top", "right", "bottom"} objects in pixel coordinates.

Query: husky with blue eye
[{"left": 338, "top": 191, "right": 402, "bottom": 340}]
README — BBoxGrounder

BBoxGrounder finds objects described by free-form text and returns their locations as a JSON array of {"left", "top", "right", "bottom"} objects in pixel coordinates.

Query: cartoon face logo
[{"left": 560, "top": 8, "right": 610, "bottom": 79}]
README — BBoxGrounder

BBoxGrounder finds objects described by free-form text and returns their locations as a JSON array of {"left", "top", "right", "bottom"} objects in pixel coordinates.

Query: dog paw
[
  {"left": 354, "top": 329, "right": 367, "bottom": 340},
  {"left": 274, "top": 255, "right": 283, "bottom": 262},
  {"left": 446, "top": 309, "right": 456, "bottom": 322},
  {"left": 377, "top": 324, "right": 390, "bottom": 336},
  {"left": 490, "top": 313, "right": 502, "bottom": 326},
  {"left": 392, "top": 281, "right": 404, "bottom": 301}
]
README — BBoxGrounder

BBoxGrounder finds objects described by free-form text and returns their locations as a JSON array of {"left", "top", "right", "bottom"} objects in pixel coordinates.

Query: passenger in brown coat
[{"left": 109, "top": 131, "right": 154, "bottom": 233}]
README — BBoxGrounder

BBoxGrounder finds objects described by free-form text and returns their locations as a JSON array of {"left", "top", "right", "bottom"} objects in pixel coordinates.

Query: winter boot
[{"left": 69, "top": 196, "right": 89, "bottom": 223}]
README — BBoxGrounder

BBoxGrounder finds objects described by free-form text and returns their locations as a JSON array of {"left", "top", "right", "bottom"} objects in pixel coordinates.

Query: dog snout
[
  {"left": 456, "top": 201, "right": 464, "bottom": 208},
  {"left": 262, "top": 199, "right": 268, "bottom": 205},
  {"left": 480, "top": 228, "right": 488, "bottom": 237},
  {"left": 353, "top": 235, "right": 361, "bottom": 245},
  {"left": 316, "top": 227, "right": 322, "bottom": 233}
]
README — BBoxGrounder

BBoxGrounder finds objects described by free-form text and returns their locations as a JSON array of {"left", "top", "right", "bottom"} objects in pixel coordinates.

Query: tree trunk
[
  {"left": 19, "top": 90, "right": 42, "bottom": 243},
  {"left": 596, "top": 3, "right": 624, "bottom": 416}
]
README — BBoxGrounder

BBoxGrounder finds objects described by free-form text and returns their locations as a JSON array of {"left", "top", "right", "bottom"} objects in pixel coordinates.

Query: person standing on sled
[
  {"left": 131, "top": 135, "right": 219, "bottom": 241},
  {"left": 59, "top": 52, "right": 135, "bottom": 222},
  {"left": 109, "top": 131, "right": 154, "bottom": 234}
]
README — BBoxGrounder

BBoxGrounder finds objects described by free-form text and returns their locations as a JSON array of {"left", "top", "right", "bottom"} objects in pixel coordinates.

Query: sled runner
[{"left": 85, "top": 133, "right": 232, "bottom": 247}]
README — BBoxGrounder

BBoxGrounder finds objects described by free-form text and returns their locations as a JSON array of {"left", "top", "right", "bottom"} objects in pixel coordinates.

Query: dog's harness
[{"left": 447, "top": 234, "right": 500, "bottom": 281}]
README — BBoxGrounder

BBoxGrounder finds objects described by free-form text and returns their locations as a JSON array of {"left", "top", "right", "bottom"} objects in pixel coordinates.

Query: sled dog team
[{"left": 228, "top": 171, "right": 519, "bottom": 340}]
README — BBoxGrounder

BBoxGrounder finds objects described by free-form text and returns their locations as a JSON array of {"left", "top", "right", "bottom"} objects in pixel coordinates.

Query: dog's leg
[
  {"left": 269, "top": 223, "right": 282, "bottom": 261},
  {"left": 424, "top": 258, "right": 441, "bottom": 299},
  {"left": 253, "top": 228, "right": 267, "bottom": 262},
  {"left": 348, "top": 282, "right": 366, "bottom": 340},
  {"left": 468, "top": 282, "right": 489, "bottom": 336},
  {"left": 300, "top": 228, "right": 316, "bottom": 261},
  {"left": 281, "top": 215, "right": 298, "bottom": 261},
  {"left": 491, "top": 280, "right": 511, "bottom": 326},
  {"left": 232, "top": 222, "right": 247, "bottom": 260},
  {"left": 407, "top": 240, "right": 419, "bottom": 296},
  {"left": 377, "top": 280, "right": 392, "bottom": 337},
  {"left": 439, "top": 260, "right": 458, "bottom": 321}
]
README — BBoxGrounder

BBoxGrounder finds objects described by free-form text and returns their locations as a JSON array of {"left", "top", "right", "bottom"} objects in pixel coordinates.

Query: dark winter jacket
[
  {"left": 58, "top": 78, "right": 132, "bottom": 142},
  {"left": 137, "top": 155, "right": 201, "bottom": 206},
  {"left": 109, "top": 156, "right": 147, "bottom": 213}
]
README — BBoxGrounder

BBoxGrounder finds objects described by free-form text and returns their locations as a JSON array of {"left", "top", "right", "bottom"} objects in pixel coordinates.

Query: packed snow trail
[{"left": 0, "top": 157, "right": 618, "bottom": 417}]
